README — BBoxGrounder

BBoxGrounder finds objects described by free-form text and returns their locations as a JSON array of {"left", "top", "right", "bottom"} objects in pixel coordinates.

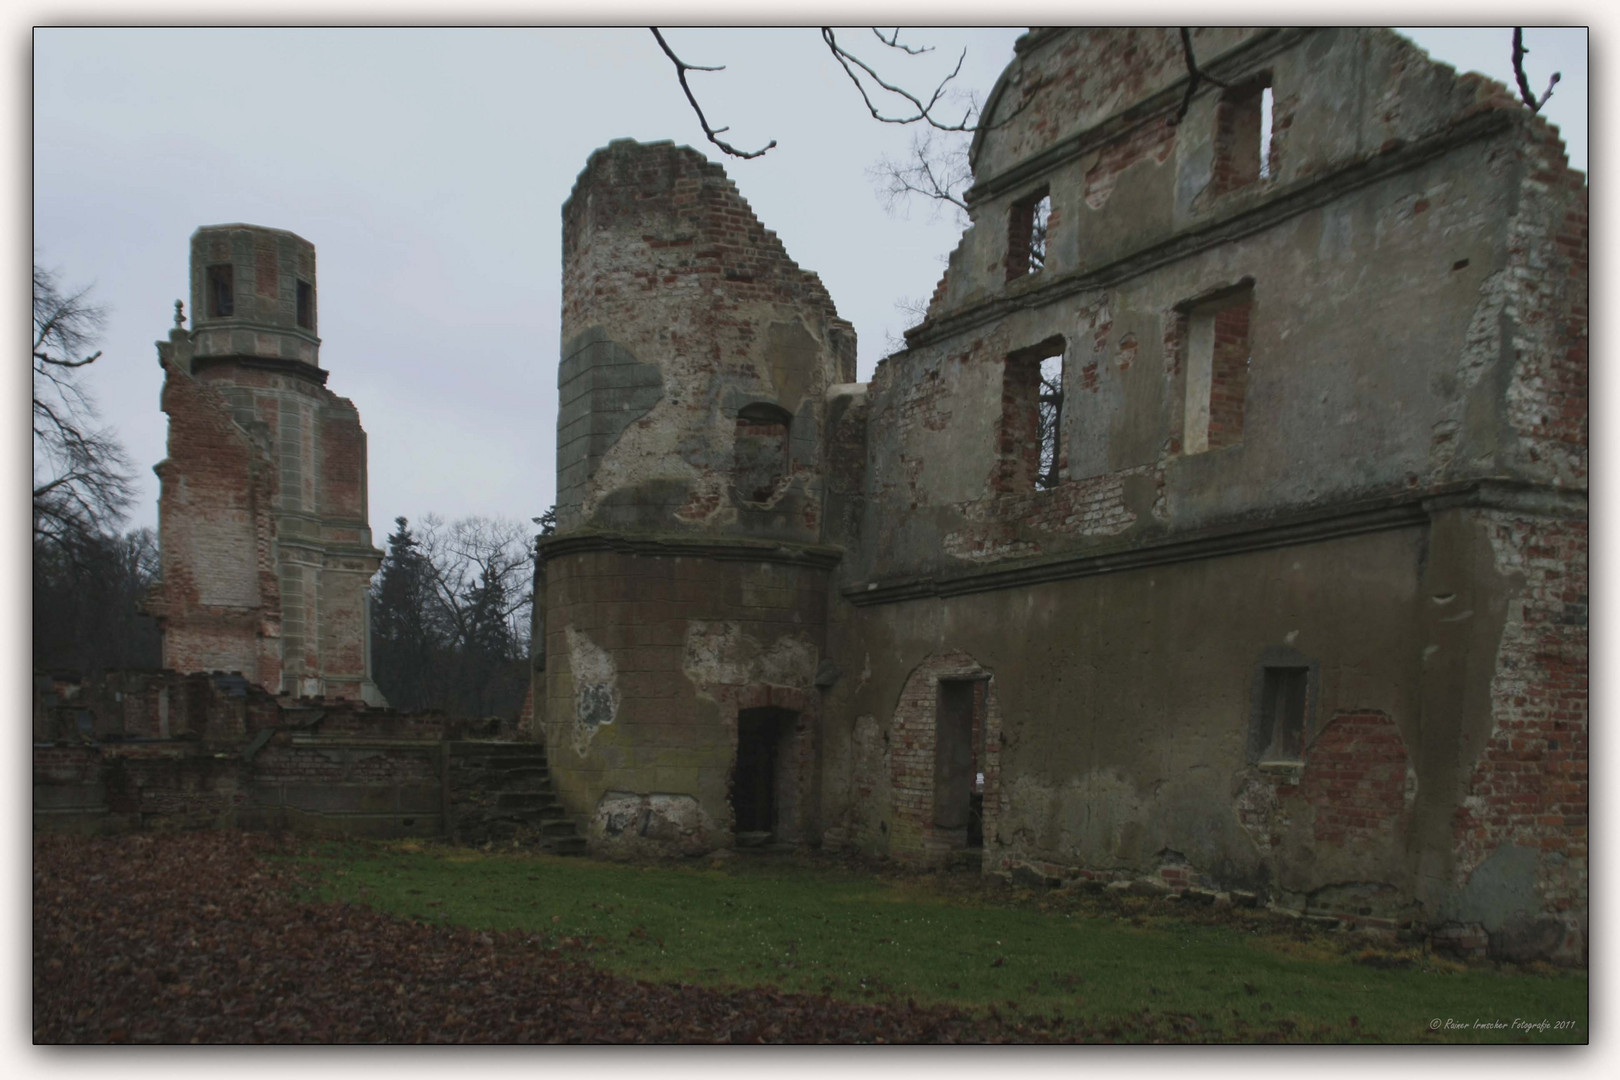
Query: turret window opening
[
  {"left": 207, "top": 264, "right": 234, "bottom": 318},
  {"left": 296, "top": 280, "right": 315, "bottom": 330}
]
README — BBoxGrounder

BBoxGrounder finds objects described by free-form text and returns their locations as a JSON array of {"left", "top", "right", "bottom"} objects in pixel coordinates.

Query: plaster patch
[
  {"left": 591, "top": 790, "right": 717, "bottom": 856},
  {"left": 682, "top": 620, "right": 817, "bottom": 690},
  {"left": 564, "top": 624, "right": 618, "bottom": 756}
]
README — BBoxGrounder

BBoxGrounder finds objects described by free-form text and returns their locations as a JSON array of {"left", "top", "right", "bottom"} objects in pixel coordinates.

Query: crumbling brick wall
[
  {"left": 1450, "top": 510, "right": 1587, "bottom": 960},
  {"left": 146, "top": 334, "right": 282, "bottom": 688},
  {"left": 33, "top": 670, "right": 451, "bottom": 839},
  {"left": 556, "top": 140, "right": 854, "bottom": 537},
  {"left": 149, "top": 225, "right": 384, "bottom": 704}
]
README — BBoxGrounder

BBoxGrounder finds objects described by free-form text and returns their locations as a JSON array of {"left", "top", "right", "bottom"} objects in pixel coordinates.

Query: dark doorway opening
[
  {"left": 734, "top": 707, "right": 796, "bottom": 845},
  {"left": 936, "top": 678, "right": 987, "bottom": 849}
]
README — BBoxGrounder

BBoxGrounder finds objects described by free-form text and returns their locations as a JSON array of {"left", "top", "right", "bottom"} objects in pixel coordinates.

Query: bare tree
[
  {"left": 882, "top": 295, "right": 933, "bottom": 355},
  {"left": 869, "top": 127, "right": 973, "bottom": 222},
  {"left": 653, "top": 27, "right": 1013, "bottom": 163},
  {"left": 1512, "top": 28, "right": 1561, "bottom": 113},
  {"left": 372, "top": 513, "right": 538, "bottom": 720},
  {"left": 419, "top": 516, "right": 533, "bottom": 657},
  {"left": 34, "top": 527, "right": 161, "bottom": 674},
  {"left": 33, "top": 258, "right": 133, "bottom": 560}
]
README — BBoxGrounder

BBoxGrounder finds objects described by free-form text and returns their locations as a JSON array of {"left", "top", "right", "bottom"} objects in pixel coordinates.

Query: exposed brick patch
[
  {"left": 1500, "top": 124, "right": 1588, "bottom": 487},
  {"left": 1454, "top": 512, "right": 1588, "bottom": 920},
  {"left": 1207, "top": 300, "right": 1251, "bottom": 449},
  {"left": 944, "top": 469, "right": 1141, "bottom": 563},
  {"left": 981, "top": 28, "right": 1202, "bottom": 167},
  {"left": 1281, "top": 712, "right": 1412, "bottom": 846},
  {"left": 887, "top": 653, "right": 999, "bottom": 866},
  {"left": 147, "top": 341, "right": 282, "bottom": 689}
]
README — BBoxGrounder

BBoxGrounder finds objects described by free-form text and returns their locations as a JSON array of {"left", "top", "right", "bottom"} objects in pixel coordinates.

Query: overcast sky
[{"left": 31, "top": 23, "right": 1588, "bottom": 544}]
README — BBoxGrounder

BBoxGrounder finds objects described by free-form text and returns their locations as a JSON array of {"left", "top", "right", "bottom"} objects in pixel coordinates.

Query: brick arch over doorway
[{"left": 888, "top": 652, "right": 1001, "bottom": 866}]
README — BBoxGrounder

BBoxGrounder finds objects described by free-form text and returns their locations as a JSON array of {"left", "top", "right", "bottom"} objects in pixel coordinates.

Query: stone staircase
[{"left": 445, "top": 742, "right": 586, "bottom": 855}]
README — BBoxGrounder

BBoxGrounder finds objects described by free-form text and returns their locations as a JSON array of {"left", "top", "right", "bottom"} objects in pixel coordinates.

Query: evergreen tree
[{"left": 370, "top": 516, "right": 441, "bottom": 711}]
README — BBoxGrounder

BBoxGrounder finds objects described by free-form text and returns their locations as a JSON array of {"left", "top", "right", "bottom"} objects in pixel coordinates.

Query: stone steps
[{"left": 445, "top": 741, "right": 585, "bottom": 855}]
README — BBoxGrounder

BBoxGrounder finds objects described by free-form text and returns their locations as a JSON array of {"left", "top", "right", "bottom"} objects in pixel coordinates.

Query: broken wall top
[
  {"left": 852, "top": 27, "right": 1584, "bottom": 583},
  {"left": 554, "top": 139, "right": 856, "bottom": 540},
  {"left": 925, "top": 27, "right": 1583, "bottom": 324}
]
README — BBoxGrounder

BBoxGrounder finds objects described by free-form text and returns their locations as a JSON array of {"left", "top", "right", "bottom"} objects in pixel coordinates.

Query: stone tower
[
  {"left": 147, "top": 224, "right": 385, "bottom": 704},
  {"left": 538, "top": 140, "right": 856, "bottom": 854}
]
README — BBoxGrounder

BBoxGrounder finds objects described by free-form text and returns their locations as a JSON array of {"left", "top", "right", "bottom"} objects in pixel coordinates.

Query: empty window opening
[
  {"left": 1213, "top": 76, "right": 1274, "bottom": 193},
  {"left": 1260, "top": 666, "right": 1309, "bottom": 763},
  {"left": 935, "top": 678, "right": 988, "bottom": 848},
  {"left": 1182, "top": 285, "right": 1253, "bottom": 453},
  {"left": 1006, "top": 187, "right": 1051, "bottom": 280},
  {"left": 999, "top": 335, "right": 1067, "bottom": 492},
  {"left": 1038, "top": 355, "right": 1064, "bottom": 490},
  {"left": 296, "top": 280, "right": 315, "bottom": 330},
  {"left": 733, "top": 403, "right": 792, "bottom": 503},
  {"left": 734, "top": 707, "right": 796, "bottom": 843},
  {"left": 206, "top": 264, "right": 235, "bottom": 318},
  {"left": 1259, "top": 87, "right": 1274, "bottom": 179}
]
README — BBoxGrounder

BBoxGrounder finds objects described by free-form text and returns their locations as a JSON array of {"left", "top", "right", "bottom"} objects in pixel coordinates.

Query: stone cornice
[
  {"left": 192, "top": 319, "right": 321, "bottom": 349},
  {"left": 841, "top": 480, "right": 1585, "bottom": 607},
  {"left": 191, "top": 353, "right": 329, "bottom": 385},
  {"left": 540, "top": 530, "right": 844, "bottom": 571}
]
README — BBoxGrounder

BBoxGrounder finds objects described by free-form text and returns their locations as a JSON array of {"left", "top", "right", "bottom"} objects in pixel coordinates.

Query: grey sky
[{"left": 31, "top": 25, "right": 1588, "bottom": 543}]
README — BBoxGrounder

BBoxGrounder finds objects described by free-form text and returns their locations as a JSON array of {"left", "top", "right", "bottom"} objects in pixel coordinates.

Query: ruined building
[
  {"left": 146, "top": 224, "right": 386, "bottom": 705},
  {"left": 539, "top": 28, "right": 1587, "bottom": 961}
]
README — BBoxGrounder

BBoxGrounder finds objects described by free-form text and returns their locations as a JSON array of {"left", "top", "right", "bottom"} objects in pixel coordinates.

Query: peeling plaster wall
[
  {"left": 541, "top": 547, "right": 828, "bottom": 855},
  {"left": 824, "top": 529, "right": 1432, "bottom": 888},
  {"left": 818, "top": 28, "right": 1584, "bottom": 960},
  {"left": 541, "top": 30, "right": 1584, "bottom": 962},
  {"left": 148, "top": 225, "right": 385, "bottom": 703},
  {"left": 543, "top": 140, "right": 853, "bottom": 856}
]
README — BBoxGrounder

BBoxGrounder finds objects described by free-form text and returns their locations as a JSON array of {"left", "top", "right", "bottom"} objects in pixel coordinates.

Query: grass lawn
[{"left": 304, "top": 841, "right": 1587, "bottom": 1044}]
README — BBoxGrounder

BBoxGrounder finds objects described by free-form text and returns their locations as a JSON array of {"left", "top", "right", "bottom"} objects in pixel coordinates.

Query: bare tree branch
[
  {"left": 821, "top": 27, "right": 975, "bottom": 132},
  {"left": 869, "top": 128, "right": 972, "bottom": 218},
  {"left": 1512, "top": 28, "right": 1561, "bottom": 113},
  {"left": 873, "top": 28, "right": 932, "bottom": 56},
  {"left": 651, "top": 27, "right": 777, "bottom": 160},
  {"left": 1169, "top": 27, "right": 1231, "bottom": 127}
]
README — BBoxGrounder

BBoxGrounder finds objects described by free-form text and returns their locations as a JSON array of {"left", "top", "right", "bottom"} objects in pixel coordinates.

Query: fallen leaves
[{"left": 34, "top": 832, "right": 1086, "bottom": 1044}]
